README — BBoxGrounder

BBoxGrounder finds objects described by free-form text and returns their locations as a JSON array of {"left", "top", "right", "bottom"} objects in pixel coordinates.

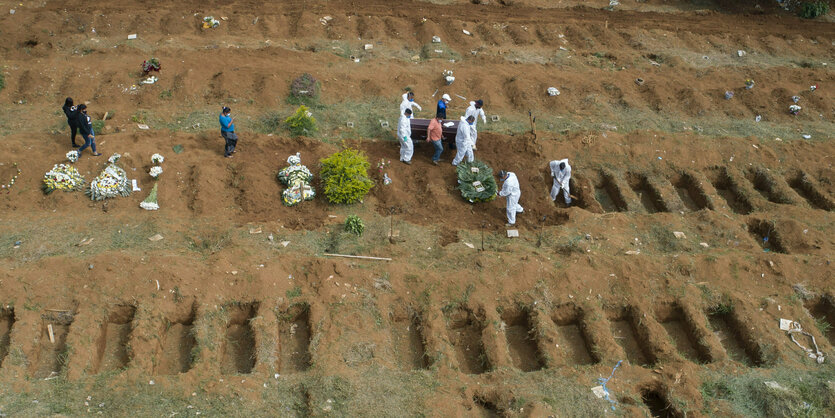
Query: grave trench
[
  {"left": 446, "top": 308, "right": 490, "bottom": 375},
  {"left": 707, "top": 308, "right": 764, "bottom": 366},
  {"left": 277, "top": 303, "right": 312, "bottom": 374},
  {"left": 95, "top": 305, "right": 136, "bottom": 373},
  {"left": 707, "top": 168, "right": 753, "bottom": 215},
  {"left": 32, "top": 310, "right": 75, "bottom": 379},
  {"left": 593, "top": 171, "right": 628, "bottom": 213},
  {"left": 787, "top": 172, "right": 835, "bottom": 211},
  {"left": 551, "top": 304, "right": 598, "bottom": 366},
  {"left": 221, "top": 302, "right": 258, "bottom": 375},
  {"left": 671, "top": 173, "right": 711, "bottom": 211},
  {"left": 747, "top": 219, "right": 787, "bottom": 254},
  {"left": 501, "top": 308, "right": 544, "bottom": 372},
  {"left": 472, "top": 394, "right": 502, "bottom": 418},
  {"left": 745, "top": 168, "right": 792, "bottom": 204},
  {"left": 156, "top": 302, "right": 198, "bottom": 375},
  {"left": 804, "top": 297, "right": 835, "bottom": 346},
  {"left": 641, "top": 386, "right": 682, "bottom": 418},
  {"left": 607, "top": 307, "right": 656, "bottom": 367},
  {"left": 627, "top": 173, "right": 667, "bottom": 213},
  {"left": 390, "top": 308, "right": 429, "bottom": 371},
  {"left": 654, "top": 303, "right": 712, "bottom": 363},
  {"left": 0, "top": 308, "right": 14, "bottom": 368}
]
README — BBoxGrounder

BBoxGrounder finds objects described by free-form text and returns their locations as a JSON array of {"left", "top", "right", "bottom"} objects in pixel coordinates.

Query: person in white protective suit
[
  {"left": 398, "top": 108, "right": 413, "bottom": 164},
  {"left": 399, "top": 92, "right": 422, "bottom": 116},
  {"left": 464, "top": 99, "right": 486, "bottom": 150},
  {"left": 498, "top": 170, "right": 524, "bottom": 227},
  {"left": 451, "top": 115, "right": 476, "bottom": 166},
  {"left": 549, "top": 159, "right": 572, "bottom": 205}
]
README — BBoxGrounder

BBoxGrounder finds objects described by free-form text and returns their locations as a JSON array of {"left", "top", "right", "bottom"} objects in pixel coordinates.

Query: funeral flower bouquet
[
  {"left": 141, "top": 153, "right": 165, "bottom": 210},
  {"left": 88, "top": 153, "right": 131, "bottom": 200},
  {"left": 277, "top": 153, "right": 315, "bottom": 206},
  {"left": 456, "top": 159, "right": 498, "bottom": 203},
  {"left": 43, "top": 150, "right": 85, "bottom": 194}
]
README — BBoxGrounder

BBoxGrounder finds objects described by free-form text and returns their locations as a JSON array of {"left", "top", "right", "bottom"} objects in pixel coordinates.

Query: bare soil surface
[{"left": 0, "top": 0, "right": 833, "bottom": 416}]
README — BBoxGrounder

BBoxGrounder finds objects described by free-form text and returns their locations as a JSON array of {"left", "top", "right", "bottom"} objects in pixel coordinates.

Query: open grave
[
  {"left": 787, "top": 172, "right": 835, "bottom": 211},
  {"left": 805, "top": 296, "right": 835, "bottom": 345},
  {"left": 220, "top": 302, "right": 258, "bottom": 374},
  {"left": 446, "top": 308, "right": 490, "bottom": 374},
  {"left": 707, "top": 308, "right": 763, "bottom": 366},
  {"left": 627, "top": 173, "right": 667, "bottom": 213},
  {"left": 472, "top": 394, "right": 502, "bottom": 418},
  {"left": 278, "top": 303, "right": 312, "bottom": 373},
  {"left": 641, "top": 386, "right": 682, "bottom": 418},
  {"left": 156, "top": 303, "right": 197, "bottom": 375},
  {"left": 747, "top": 219, "right": 787, "bottom": 254},
  {"left": 390, "top": 308, "right": 429, "bottom": 371},
  {"left": 501, "top": 308, "right": 544, "bottom": 372},
  {"left": 95, "top": 305, "right": 136, "bottom": 373},
  {"left": 0, "top": 308, "right": 14, "bottom": 368},
  {"left": 607, "top": 307, "right": 655, "bottom": 367},
  {"left": 655, "top": 303, "right": 711, "bottom": 363},
  {"left": 551, "top": 304, "right": 598, "bottom": 366},
  {"left": 32, "top": 310, "right": 75, "bottom": 379},
  {"left": 745, "top": 168, "right": 793, "bottom": 204},
  {"left": 670, "top": 173, "right": 712, "bottom": 212},
  {"left": 594, "top": 171, "right": 629, "bottom": 213},
  {"left": 707, "top": 168, "right": 753, "bottom": 215}
]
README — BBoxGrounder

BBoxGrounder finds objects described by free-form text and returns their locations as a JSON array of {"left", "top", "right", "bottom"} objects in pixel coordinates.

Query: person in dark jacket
[
  {"left": 62, "top": 97, "right": 80, "bottom": 147},
  {"left": 436, "top": 94, "right": 451, "bottom": 119},
  {"left": 76, "top": 104, "right": 101, "bottom": 157}
]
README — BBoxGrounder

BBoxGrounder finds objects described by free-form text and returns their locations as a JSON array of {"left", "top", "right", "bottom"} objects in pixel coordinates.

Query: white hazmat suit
[
  {"left": 451, "top": 116, "right": 474, "bottom": 166},
  {"left": 399, "top": 93, "right": 422, "bottom": 116},
  {"left": 499, "top": 172, "right": 523, "bottom": 225},
  {"left": 464, "top": 101, "right": 487, "bottom": 148},
  {"left": 550, "top": 159, "right": 572, "bottom": 205},
  {"left": 398, "top": 113, "right": 413, "bottom": 163}
]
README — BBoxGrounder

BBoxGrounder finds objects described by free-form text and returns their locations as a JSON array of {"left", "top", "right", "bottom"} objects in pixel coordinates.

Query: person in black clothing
[
  {"left": 76, "top": 104, "right": 102, "bottom": 157},
  {"left": 62, "top": 97, "right": 81, "bottom": 147}
]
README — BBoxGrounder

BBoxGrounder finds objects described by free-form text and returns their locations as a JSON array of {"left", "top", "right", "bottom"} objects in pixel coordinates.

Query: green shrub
[
  {"left": 0, "top": 72, "right": 4, "bottom": 92},
  {"left": 284, "top": 105, "right": 318, "bottom": 137},
  {"left": 798, "top": 1, "right": 829, "bottom": 18},
  {"left": 92, "top": 120, "right": 105, "bottom": 133},
  {"left": 288, "top": 73, "right": 319, "bottom": 106},
  {"left": 320, "top": 148, "right": 373, "bottom": 204},
  {"left": 456, "top": 160, "right": 498, "bottom": 203},
  {"left": 344, "top": 215, "right": 364, "bottom": 236}
]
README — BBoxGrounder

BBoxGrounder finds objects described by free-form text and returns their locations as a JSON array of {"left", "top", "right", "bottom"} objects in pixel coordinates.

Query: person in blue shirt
[
  {"left": 436, "top": 94, "right": 451, "bottom": 119},
  {"left": 76, "top": 104, "right": 102, "bottom": 158},
  {"left": 219, "top": 106, "right": 237, "bottom": 158}
]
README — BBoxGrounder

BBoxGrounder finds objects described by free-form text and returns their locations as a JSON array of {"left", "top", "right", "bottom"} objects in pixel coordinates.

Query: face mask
[
  {"left": 409, "top": 98, "right": 414, "bottom": 102},
  {"left": 468, "top": 122, "right": 473, "bottom": 126},
  {"left": 407, "top": 115, "right": 411, "bottom": 119}
]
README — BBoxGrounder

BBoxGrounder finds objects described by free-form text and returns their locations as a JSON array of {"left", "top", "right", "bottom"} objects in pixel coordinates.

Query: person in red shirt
[{"left": 427, "top": 114, "right": 444, "bottom": 165}]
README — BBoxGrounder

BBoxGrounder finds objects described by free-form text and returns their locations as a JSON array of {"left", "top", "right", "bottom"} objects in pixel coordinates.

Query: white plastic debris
[
  {"left": 547, "top": 87, "right": 560, "bottom": 96},
  {"left": 137, "top": 124, "right": 150, "bottom": 130},
  {"left": 127, "top": 34, "right": 137, "bottom": 40},
  {"left": 364, "top": 44, "right": 373, "bottom": 50},
  {"left": 319, "top": 16, "right": 333, "bottom": 25},
  {"left": 132, "top": 179, "right": 141, "bottom": 192},
  {"left": 10, "top": 9, "right": 15, "bottom": 14},
  {"left": 673, "top": 231, "right": 686, "bottom": 239},
  {"left": 432, "top": 36, "right": 441, "bottom": 43},
  {"left": 142, "top": 76, "right": 158, "bottom": 84},
  {"left": 462, "top": 29, "right": 472, "bottom": 36},
  {"left": 443, "top": 122, "right": 454, "bottom": 128},
  {"left": 737, "top": 50, "right": 746, "bottom": 57},
  {"left": 507, "top": 230, "right": 519, "bottom": 238},
  {"left": 755, "top": 115, "right": 762, "bottom": 122},
  {"left": 591, "top": 386, "right": 606, "bottom": 398},
  {"left": 802, "top": 134, "right": 811, "bottom": 139},
  {"left": 443, "top": 69, "right": 455, "bottom": 85}
]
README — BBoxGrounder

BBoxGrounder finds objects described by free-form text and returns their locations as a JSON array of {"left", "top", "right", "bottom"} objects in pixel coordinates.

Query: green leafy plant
[
  {"left": 798, "top": 1, "right": 829, "bottom": 18},
  {"left": 285, "top": 105, "right": 318, "bottom": 137},
  {"left": 0, "top": 72, "right": 4, "bottom": 92},
  {"left": 344, "top": 215, "right": 364, "bottom": 236},
  {"left": 456, "top": 160, "right": 498, "bottom": 203},
  {"left": 91, "top": 120, "right": 105, "bottom": 133},
  {"left": 319, "top": 148, "right": 373, "bottom": 204}
]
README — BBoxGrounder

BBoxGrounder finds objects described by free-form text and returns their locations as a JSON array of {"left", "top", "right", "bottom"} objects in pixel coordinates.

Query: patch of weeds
[
  {"left": 0, "top": 72, "right": 4, "bottom": 92},
  {"left": 109, "top": 222, "right": 157, "bottom": 250},
  {"left": 648, "top": 224, "right": 687, "bottom": 253},
  {"left": 344, "top": 215, "right": 364, "bottom": 236},
  {"left": 286, "top": 286, "right": 302, "bottom": 299},
  {"left": 419, "top": 42, "right": 461, "bottom": 61},
  {"left": 158, "top": 89, "right": 172, "bottom": 99},
  {"left": 186, "top": 230, "right": 230, "bottom": 255},
  {"left": 91, "top": 120, "right": 105, "bottom": 133},
  {"left": 554, "top": 235, "right": 586, "bottom": 255},
  {"left": 253, "top": 111, "right": 283, "bottom": 134},
  {"left": 814, "top": 317, "right": 831, "bottom": 336},
  {"left": 130, "top": 111, "right": 148, "bottom": 124}
]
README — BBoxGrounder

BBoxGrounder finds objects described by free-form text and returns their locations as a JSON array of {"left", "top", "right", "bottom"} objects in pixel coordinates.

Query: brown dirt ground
[{"left": 0, "top": 0, "right": 834, "bottom": 416}]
